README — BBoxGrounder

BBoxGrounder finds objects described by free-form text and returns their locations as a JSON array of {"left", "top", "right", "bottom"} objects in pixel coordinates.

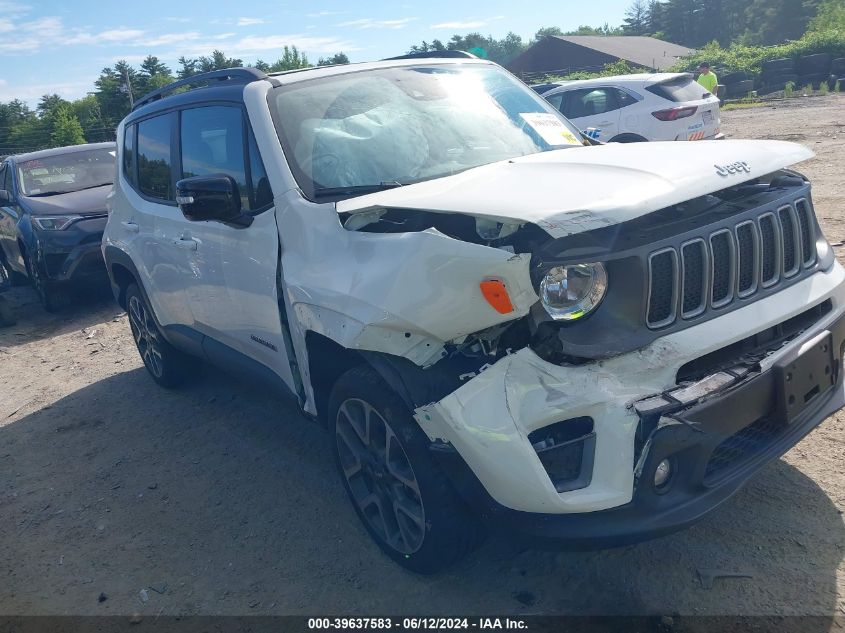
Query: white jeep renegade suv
[{"left": 103, "top": 59, "right": 845, "bottom": 573}]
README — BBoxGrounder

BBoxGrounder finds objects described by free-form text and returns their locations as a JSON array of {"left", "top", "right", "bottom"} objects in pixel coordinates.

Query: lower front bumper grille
[{"left": 703, "top": 415, "right": 784, "bottom": 484}]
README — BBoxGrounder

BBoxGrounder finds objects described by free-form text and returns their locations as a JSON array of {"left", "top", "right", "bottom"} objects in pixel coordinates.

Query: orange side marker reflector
[{"left": 480, "top": 279, "right": 514, "bottom": 314}]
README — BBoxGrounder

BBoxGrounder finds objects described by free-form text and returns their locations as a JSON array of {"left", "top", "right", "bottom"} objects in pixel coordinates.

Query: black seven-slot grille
[{"left": 647, "top": 198, "right": 817, "bottom": 329}]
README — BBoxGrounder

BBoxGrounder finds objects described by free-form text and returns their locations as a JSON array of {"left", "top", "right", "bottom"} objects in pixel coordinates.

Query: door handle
[
  {"left": 598, "top": 120, "right": 614, "bottom": 126},
  {"left": 121, "top": 221, "right": 139, "bottom": 233},
  {"left": 173, "top": 237, "right": 198, "bottom": 251}
]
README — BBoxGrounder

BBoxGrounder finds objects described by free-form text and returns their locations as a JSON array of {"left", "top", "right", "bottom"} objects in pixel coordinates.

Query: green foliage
[
  {"left": 803, "top": 83, "right": 814, "bottom": 95},
  {"left": 49, "top": 104, "right": 86, "bottom": 146},
  {"left": 818, "top": 79, "right": 830, "bottom": 94},
  {"left": 784, "top": 80, "right": 796, "bottom": 96},
  {"left": 533, "top": 26, "right": 563, "bottom": 41},
  {"left": 670, "top": 30, "right": 845, "bottom": 79},
  {"left": 408, "top": 31, "right": 526, "bottom": 65},
  {"left": 261, "top": 46, "right": 312, "bottom": 72},
  {"left": 318, "top": 52, "right": 350, "bottom": 66},
  {"left": 810, "top": 0, "right": 845, "bottom": 31},
  {"left": 835, "top": 79, "right": 842, "bottom": 92},
  {"left": 535, "top": 60, "right": 649, "bottom": 84}
]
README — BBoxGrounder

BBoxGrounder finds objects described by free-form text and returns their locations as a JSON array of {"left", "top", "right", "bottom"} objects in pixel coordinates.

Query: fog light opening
[{"left": 654, "top": 458, "right": 673, "bottom": 492}]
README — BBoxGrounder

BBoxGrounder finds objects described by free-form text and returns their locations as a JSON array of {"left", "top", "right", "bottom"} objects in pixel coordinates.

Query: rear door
[
  {"left": 175, "top": 104, "right": 295, "bottom": 391},
  {"left": 129, "top": 112, "right": 196, "bottom": 328},
  {"left": 557, "top": 87, "right": 622, "bottom": 142}
]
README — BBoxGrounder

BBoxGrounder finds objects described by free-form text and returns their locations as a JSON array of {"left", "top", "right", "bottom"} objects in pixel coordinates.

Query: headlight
[
  {"left": 539, "top": 263, "right": 608, "bottom": 321},
  {"left": 32, "top": 215, "right": 82, "bottom": 230}
]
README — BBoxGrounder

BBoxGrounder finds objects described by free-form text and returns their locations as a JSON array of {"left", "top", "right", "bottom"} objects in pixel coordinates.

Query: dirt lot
[{"left": 1, "top": 95, "right": 845, "bottom": 621}]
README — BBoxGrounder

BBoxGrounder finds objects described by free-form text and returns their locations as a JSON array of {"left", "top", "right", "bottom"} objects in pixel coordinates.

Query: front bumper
[
  {"left": 35, "top": 215, "right": 107, "bottom": 283},
  {"left": 432, "top": 314, "right": 845, "bottom": 547},
  {"left": 416, "top": 262, "right": 845, "bottom": 538}
]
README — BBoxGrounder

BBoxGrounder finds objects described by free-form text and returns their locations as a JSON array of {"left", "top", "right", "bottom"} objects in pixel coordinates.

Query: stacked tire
[
  {"left": 830, "top": 57, "right": 845, "bottom": 90},
  {"left": 797, "top": 53, "right": 832, "bottom": 89},
  {"left": 761, "top": 58, "right": 798, "bottom": 93},
  {"left": 721, "top": 71, "right": 755, "bottom": 99}
]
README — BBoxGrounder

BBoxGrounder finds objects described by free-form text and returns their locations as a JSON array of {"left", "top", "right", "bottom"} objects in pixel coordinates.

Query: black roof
[
  {"left": 8, "top": 142, "right": 116, "bottom": 163},
  {"left": 127, "top": 67, "right": 276, "bottom": 122}
]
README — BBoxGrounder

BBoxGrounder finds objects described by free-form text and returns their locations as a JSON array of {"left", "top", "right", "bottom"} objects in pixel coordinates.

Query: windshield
[
  {"left": 268, "top": 64, "right": 585, "bottom": 200},
  {"left": 17, "top": 147, "right": 116, "bottom": 196}
]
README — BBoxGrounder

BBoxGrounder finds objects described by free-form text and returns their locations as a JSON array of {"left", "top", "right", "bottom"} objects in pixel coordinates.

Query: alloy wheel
[
  {"left": 336, "top": 398, "right": 426, "bottom": 555},
  {"left": 128, "top": 294, "right": 164, "bottom": 378}
]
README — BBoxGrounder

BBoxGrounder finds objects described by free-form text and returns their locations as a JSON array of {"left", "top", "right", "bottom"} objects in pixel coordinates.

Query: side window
[
  {"left": 137, "top": 115, "right": 174, "bottom": 200},
  {"left": 180, "top": 106, "right": 252, "bottom": 210},
  {"left": 616, "top": 89, "right": 638, "bottom": 108},
  {"left": 545, "top": 92, "right": 564, "bottom": 111},
  {"left": 248, "top": 131, "right": 272, "bottom": 209},
  {"left": 123, "top": 123, "right": 136, "bottom": 186},
  {"left": 3, "top": 163, "right": 12, "bottom": 194}
]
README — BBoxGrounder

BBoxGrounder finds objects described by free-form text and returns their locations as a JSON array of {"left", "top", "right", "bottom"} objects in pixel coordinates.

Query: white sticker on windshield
[{"left": 520, "top": 112, "right": 581, "bottom": 146}]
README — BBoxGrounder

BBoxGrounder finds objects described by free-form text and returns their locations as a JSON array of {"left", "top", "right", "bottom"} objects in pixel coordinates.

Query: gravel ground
[{"left": 1, "top": 95, "right": 844, "bottom": 622}]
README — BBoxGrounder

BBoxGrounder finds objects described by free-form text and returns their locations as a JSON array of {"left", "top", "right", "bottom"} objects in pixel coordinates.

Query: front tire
[
  {"left": 329, "top": 365, "right": 483, "bottom": 574},
  {"left": 26, "top": 251, "right": 70, "bottom": 313},
  {"left": 125, "top": 283, "right": 194, "bottom": 388}
]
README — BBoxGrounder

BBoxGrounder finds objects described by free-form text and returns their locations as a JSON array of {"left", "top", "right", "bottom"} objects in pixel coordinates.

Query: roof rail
[
  {"left": 132, "top": 67, "right": 271, "bottom": 111},
  {"left": 383, "top": 50, "right": 477, "bottom": 61}
]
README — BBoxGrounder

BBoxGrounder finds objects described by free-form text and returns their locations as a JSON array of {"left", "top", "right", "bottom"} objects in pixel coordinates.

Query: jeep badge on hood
[{"left": 715, "top": 160, "right": 751, "bottom": 176}]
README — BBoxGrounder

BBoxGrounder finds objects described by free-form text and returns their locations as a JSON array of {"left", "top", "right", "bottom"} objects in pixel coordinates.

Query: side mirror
[
  {"left": 175, "top": 175, "right": 252, "bottom": 228},
  {"left": 0, "top": 190, "right": 10, "bottom": 203}
]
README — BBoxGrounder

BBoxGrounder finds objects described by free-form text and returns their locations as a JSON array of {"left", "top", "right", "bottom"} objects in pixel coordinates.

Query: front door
[
  {"left": 559, "top": 87, "right": 622, "bottom": 142},
  {"left": 175, "top": 104, "right": 296, "bottom": 392}
]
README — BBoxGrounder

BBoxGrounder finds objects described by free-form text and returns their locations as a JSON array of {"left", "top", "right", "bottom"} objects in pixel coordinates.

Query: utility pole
[{"left": 121, "top": 69, "right": 134, "bottom": 109}]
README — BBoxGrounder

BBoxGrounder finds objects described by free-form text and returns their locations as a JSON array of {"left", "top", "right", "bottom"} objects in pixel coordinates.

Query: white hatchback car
[
  {"left": 533, "top": 73, "right": 723, "bottom": 143},
  {"left": 104, "top": 59, "right": 844, "bottom": 574}
]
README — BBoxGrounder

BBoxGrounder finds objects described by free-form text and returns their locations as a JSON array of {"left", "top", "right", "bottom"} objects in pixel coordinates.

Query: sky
[{"left": 0, "top": 0, "right": 630, "bottom": 107}]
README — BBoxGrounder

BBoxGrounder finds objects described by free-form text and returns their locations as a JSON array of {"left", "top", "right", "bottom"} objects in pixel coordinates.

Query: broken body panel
[{"left": 245, "top": 78, "right": 844, "bottom": 522}]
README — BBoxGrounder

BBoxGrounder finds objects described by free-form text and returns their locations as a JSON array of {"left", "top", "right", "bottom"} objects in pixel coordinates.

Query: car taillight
[{"left": 651, "top": 106, "right": 698, "bottom": 121}]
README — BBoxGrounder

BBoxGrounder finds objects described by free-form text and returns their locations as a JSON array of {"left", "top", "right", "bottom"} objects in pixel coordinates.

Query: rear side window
[
  {"left": 545, "top": 92, "right": 564, "bottom": 111},
  {"left": 646, "top": 76, "right": 709, "bottom": 102},
  {"left": 180, "top": 105, "right": 271, "bottom": 211},
  {"left": 123, "top": 124, "right": 136, "bottom": 186},
  {"left": 137, "top": 115, "right": 174, "bottom": 200}
]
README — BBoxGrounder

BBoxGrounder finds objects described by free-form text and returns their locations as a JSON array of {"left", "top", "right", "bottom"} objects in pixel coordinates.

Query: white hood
[{"left": 337, "top": 140, "right": 814, "bottom": 238}]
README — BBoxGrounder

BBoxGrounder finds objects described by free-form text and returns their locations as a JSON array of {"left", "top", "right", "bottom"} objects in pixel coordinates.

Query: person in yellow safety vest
[{"left": 696, "top": 62, "right": 718, "bottom": 95}]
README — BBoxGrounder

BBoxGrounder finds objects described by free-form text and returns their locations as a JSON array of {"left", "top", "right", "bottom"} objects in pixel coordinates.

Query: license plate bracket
[
  {"left": 702, "top": 110, "right": 714, "bottom": 125},
  {"left": 774, "top": 330, "right": 835, "bottom": 423}
]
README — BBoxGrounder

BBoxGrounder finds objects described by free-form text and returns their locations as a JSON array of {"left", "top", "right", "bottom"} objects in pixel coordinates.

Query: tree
[
  {"left": 178, "top": 50, "right": 244, "bottom": 78},
  {"left": 137, "top": 55, "right": 173, "bottom": 95},
  {"left": 743, "top": 0, "right": 821, "bottom": 44},
  {"left": 533, "top": 26, "right": 563, "bottom": 42},
  {"left": 318, "top": 52, "right": 350, "bottom": 66},
  {"left": 72, "top": 94, "right": 111, "bottom": 143},
  {"left": 408, "top": 39, "right": 446, "bottom": 53},
  {"left": 809, "top": 0, "right": 845, "bottom": 31},
  {"left": 623, "top": 0, "right": 651, "bottom": 34},
  {"left": 563, "top": 24, "right": 624, "bottom": 35},
  {"left": 49, "top": 104, "right": 86, "bottom": 146},
  {"left": 266, "top": 46, "right": 311, "bottom": 71}
]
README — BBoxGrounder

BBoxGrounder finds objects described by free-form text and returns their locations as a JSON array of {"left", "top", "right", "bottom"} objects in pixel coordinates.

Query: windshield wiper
[
  {"left": 26, "top": 191, "right": 66, "bottom": 197},
  {"left": 313, "top": 181, "right": 404, "bottom": 198},
  {"left": 76, "top": 182, "right": 113, "bottom": 191}
]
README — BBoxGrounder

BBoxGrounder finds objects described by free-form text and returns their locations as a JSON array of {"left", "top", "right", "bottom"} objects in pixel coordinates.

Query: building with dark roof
[{"left": 507, "top": 35, "right": 693, "bottom": 78}]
